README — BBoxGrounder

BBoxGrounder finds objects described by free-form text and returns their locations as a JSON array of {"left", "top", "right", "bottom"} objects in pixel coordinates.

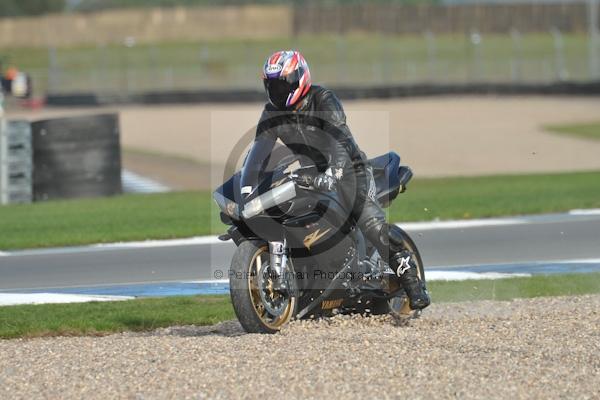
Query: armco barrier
[
  {"left": 31, "top": 113, "right": 122, "bottom": 201},
  {"left": 45, "top": 81, "right": 600, "bottom": 107}
]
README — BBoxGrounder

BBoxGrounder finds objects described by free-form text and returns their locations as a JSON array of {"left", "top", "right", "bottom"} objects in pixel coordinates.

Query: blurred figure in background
[{"left": 1, "top": 64, "right": 32, "bottom": 99}]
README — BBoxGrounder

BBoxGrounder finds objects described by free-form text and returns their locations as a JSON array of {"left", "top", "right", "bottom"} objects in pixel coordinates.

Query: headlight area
[
  {"left": 241, "top": 181, "right": 296, "bottom": 219},
  {"left": 213, "top": 192, "right": 240, "bottom": 220}
]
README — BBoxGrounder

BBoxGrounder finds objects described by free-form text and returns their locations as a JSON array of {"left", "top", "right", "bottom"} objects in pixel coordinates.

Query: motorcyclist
[{"left": 243, "top": 50, "right": 430, "bottom": 310}]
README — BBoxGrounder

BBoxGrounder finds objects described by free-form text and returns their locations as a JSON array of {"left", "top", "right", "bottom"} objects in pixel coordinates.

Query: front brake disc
[{"left": 257, "top": 265, "right": 289, "bottom": 317}]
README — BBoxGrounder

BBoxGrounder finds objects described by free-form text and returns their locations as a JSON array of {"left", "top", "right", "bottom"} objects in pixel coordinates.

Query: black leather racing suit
[{"left": 242, "top": 85, "right": 409, "bottom": 267}]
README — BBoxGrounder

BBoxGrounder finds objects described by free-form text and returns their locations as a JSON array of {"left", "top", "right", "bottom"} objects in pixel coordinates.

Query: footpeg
[{"left": 218, "top": 233, "right": 232, "bottom": 241}]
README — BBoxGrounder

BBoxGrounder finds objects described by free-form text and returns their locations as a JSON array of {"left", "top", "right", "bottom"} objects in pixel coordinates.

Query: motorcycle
[{"left": 213, "top": 143, "right": 425, "bottom": 333}]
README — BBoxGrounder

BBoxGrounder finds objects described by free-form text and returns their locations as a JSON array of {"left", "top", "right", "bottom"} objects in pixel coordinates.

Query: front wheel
[{"left": 229, "top": 240, "right": 297, "bottom": 334}]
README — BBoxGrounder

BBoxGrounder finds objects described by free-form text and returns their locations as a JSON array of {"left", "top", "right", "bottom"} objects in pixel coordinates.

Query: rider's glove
[{"left": 313, "top": 173, "right": 337, "bottom": 192}]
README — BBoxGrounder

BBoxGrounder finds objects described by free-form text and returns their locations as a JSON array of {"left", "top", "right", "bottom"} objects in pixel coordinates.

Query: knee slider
[
  {"left": 386, "top": 224, "right": 407, "bottom": 253},
  {"left": 363, "top": 218, "right": 387, "bottom": 247},
  {"left": 365, "top": 221, "right": 405, "bottom": 252}
]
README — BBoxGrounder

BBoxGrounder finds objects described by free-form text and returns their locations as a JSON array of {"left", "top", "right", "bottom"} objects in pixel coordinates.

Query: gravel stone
[{"left": 1, "top": 295, "right": 599, "bottom": 399}]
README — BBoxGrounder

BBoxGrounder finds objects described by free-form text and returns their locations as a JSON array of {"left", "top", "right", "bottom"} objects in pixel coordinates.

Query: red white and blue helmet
[{"left": 262, "top": 50, "right": 311, "bottom": 110}]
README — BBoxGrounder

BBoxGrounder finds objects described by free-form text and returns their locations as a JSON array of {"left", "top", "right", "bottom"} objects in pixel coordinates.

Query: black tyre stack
[{"left": 31, "top": 113, "right": 122, "bottom": 201}]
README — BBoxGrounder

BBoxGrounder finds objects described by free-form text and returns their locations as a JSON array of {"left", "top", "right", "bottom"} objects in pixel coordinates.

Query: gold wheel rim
[
  {"left": 247, "top": 246, "right": 296, "bottom": 330},
  {"left": 405, "top": 240, "right": 423, "bottom": 281}
]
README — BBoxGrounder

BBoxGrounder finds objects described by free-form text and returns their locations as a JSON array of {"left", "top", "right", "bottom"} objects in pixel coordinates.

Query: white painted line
[
  {"left": 0, "top": 218, "right": 527, "bottom": 256},
  {"left": 0, "top": 274, "right": 525, "bottom": 300},
  {"left": 427, "top": 257, "right": 600, "bottom": 270},
  {"left": 2, "top": 209, "right": 600, "bottom": 257},
  {"left": 553, "top": 258, "right": 600, "bottom": 264},
  {"left": 0, "top": 279, "right": 223, "bottom": 293},
  {"left": 426, "top": 271, "right": 531, "bottom": 281},
  {"left": 569, "top": 209, "right": 600, "bottom": 216},
  {"left": 0, "top": 293, "right": 134, "bottom": 306},
  {"left": 1, "top": 236, "right": 225, "bottom": 257},
  {"left": 399, "top": 218, "right": 525, "bottom": 231},
  {"left": 122, "top": 169, "right": 170, "bottom": 193},
  {"left": 183, "top": 272, "right": 533, "bottom": 284},
  {"left": 181, "top": 279, "right": 229, "bottom": 284},
  {"left": 92, "top": 236, "right": 223, "bottom": 249},
  {"left": 189, "top": 273, "right": 531, "bottom": 283}
]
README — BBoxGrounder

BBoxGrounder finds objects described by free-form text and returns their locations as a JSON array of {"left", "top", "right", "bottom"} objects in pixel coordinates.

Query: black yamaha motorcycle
[{"left": 213, "top": 145, "right": 425, "bottom": 333}]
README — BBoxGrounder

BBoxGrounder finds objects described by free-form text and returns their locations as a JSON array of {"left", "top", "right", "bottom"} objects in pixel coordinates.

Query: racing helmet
[{"left": 262, "top": 50, "right": 311, "bottom": 110}]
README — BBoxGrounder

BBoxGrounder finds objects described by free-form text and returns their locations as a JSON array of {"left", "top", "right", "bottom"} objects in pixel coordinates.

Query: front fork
[{"left": 268, "top": 240, "right": 289, "bottom": 291}]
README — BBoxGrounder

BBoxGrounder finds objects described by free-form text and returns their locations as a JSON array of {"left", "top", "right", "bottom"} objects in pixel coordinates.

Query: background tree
[{"left": 0, "top": 0, "right": 66, "bottom": 17}]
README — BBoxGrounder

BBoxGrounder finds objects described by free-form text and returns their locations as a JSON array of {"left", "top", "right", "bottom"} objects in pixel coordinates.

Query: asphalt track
[{"left": 1, "top": 212, "right": 599, "bottom": 294}]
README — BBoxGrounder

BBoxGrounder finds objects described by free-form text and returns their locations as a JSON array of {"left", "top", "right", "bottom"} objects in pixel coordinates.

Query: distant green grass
[
  {"left": 1, "top": 273, "right": 598, "bottom": 339},
  {"left": 428, "top": 272, "right": 600, "bottom": 303},
  {"left": 388, "top": 170, "right": 600, "bottom": 222},
  {"left": 1, "top": 33, "right": 589, "bottom": 95},
  {"left": 0, "top": 191, "right": 218, "bottom": 250},
  {"left": 0, "top": 295, "right": 234, "bottom": 339},
  {"left": 1, "top": 170, "right": 600, "bottom": 250},
  {"left": 545, "top": 122, "right": 600, "bottom": 141}
]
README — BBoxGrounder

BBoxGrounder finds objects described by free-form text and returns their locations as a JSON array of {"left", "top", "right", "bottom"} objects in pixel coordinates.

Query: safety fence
[
  {"left": 1, "top": 2, "right": 598, "bottom": 48},
  {"left": 2, "top": 1, "right": 598, "bottom": 96},
  {"left": 293, "top": 2, "right": 598, "bottom": 35}
]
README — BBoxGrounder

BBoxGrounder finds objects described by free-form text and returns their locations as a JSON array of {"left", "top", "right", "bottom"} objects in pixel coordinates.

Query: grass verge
[
  {"left": 387, "top": 170, "right": 600, "bottom": 222},
  {"left": 544, "top": 122, "right": 600, "bottom": 141},
  {"left": 1, "top": 273, "right": 599, "bottom": 339},
  {"left": 0, "top": 295, "right": 234, "bottom": 340},
  {"left": 428, "top": 272, "right": 600, "bottom": 303},
  {"left": 1, "top": 170, "right": 600, "bottom": 250}
]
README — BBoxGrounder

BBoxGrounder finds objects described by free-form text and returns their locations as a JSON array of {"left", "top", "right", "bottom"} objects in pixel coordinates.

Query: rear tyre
[{"left": 229, "top": 240, "right": 297, "bottom": 334}]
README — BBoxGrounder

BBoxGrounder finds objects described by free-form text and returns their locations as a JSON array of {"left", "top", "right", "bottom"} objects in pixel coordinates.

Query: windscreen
[
  {"left": 240, "top": 137, "right": 298, "bottom": 194},
  {"left": 240, "top": 135, "right": 275, "bottom": 194}
]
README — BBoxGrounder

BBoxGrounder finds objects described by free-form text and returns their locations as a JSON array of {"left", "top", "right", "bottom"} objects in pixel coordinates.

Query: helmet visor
[{"left": 264, "top": 78, "right": 299, "bottom": 110}]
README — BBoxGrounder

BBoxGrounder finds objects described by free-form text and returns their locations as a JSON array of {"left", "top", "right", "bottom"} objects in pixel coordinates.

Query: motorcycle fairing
[{"left": 369, "top": 151, "right": 412, "bottom": 207}]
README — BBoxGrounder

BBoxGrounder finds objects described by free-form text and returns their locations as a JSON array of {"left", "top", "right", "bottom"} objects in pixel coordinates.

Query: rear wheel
[
  {"left": 371, "top": 229, "right": 426, "bottom": 318},
  {"left": 229, "top": 240, "right": 297, "bottom": 334}
]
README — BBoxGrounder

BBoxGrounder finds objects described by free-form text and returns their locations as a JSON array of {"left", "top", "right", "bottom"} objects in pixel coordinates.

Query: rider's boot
[
  {"left": 391, "top": 250, "right": 430, "bottom": 310},
  {"left": 364, "top": 220, "right": 431, "bottom": 310}
]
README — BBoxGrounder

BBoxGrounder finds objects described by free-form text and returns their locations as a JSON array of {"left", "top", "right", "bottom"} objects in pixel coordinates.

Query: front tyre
[{"left": 229, "top": 240, "right": 297, "bottom": 334}]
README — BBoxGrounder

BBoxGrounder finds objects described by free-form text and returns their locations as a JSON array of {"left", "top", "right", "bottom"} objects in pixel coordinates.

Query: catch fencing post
[
  {"left": 469, "top": 29, "right": 483, "bottom": 82},
  {"left": 510, "top": 28, "right": 523, "bottom": 83},
  {"left": 336, "top": 35, "right": 348, "bottom": 85},
  {"left": 0, "top": 92, "right": 6, "bottom": 204},
  {"left": 589, "top": 0, "right": 600, "bottom": 79},
  {"left": 425, "top": 31, "right": 438, "bottom": 82},
  {"left": 551, "top": 27, "right": 568, "bottom": 81},
  {"left": 47, "top": 46, "right": 59, "bottom": 94}
]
